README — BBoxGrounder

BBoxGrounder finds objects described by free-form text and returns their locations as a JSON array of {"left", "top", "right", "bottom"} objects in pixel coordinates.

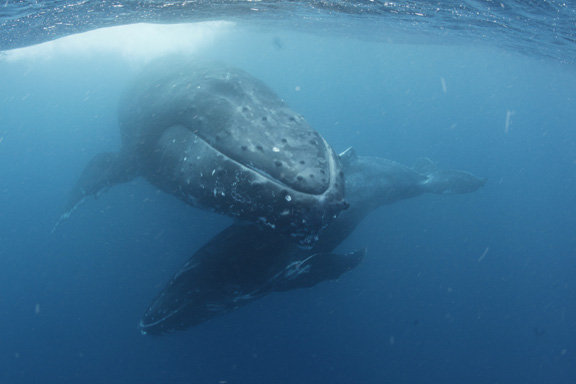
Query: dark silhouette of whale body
[
  {"left": 60, "top": 56, "right": 347, "bottom": 246},
  {"left": 139, "top": 148, "right": 486, "bottom": 335}
]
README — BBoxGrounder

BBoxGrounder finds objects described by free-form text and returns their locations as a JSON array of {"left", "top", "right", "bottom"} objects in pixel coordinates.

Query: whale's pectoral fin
[
  {"left": 58, "top": 151, "right": 139, "bottom": 222},
  {"left": 272, "top": 247, "right": 366, "bottom": 292},
  {"left": 423, "top": 169, "right": 487, "bottom": 194}
]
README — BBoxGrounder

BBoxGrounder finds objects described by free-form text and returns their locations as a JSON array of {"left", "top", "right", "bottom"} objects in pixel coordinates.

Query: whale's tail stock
[{"left": 414, "top": 158, "right": 487, "bottom": 195}]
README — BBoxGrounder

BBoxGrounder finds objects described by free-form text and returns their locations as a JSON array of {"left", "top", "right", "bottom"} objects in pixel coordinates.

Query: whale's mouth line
[{"left": 190, "top": 128, "right": 334, "bottom": 198}]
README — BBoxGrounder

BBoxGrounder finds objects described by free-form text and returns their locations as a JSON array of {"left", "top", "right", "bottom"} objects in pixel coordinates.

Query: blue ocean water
[{"left": 1, "top": 1, "right": 576, "bottom": 383}]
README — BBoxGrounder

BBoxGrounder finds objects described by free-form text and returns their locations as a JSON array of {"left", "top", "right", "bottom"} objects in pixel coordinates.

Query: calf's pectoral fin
[{"left": 272, "top": 247, "right": 366, "bottom": 292}]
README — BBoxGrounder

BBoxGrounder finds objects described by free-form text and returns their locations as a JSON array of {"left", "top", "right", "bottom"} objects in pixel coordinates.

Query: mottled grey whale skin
[
  {"left": 139, "top": 149, "right": 486, "bottom": 335},
  {"left": 61, "top": 56, "right": 347, "bottom": 246}
]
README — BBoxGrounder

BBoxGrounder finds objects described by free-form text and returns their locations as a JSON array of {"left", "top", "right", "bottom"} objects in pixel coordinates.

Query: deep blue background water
[{"left": 1, "top": 22, "right": 576, "bottom": 384}]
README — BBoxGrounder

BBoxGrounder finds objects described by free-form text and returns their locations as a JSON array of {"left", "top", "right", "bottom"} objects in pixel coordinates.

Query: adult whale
[
  {"left": 60, "top": 56, "right": 347, "bottom": 246},
  {"left": 139, "top": 149, "right": 486, "bottom": 335}
]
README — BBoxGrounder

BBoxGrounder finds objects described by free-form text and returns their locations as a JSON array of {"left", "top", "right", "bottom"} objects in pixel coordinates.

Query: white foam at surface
[{"left": 4, "top": 21, "right": 234, "bottom": 63}]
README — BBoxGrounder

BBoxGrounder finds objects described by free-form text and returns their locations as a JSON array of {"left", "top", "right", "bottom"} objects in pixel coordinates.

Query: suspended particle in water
[
  {"left": 440, "top": 77, "right": 447, "bottom": 93},
  {"left": 478, "top": 247, "right": 490, "bottom": 262},
  {"left": 505, "top": 110, "right": 515, "bottom": 134}
]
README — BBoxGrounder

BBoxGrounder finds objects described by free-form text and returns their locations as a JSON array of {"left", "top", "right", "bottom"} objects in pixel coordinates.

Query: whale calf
[
  {"left": 60, "top": 56, "right": 347, "bottom": 246},
  {"left": 139, "top": 149, "right": 486, "bottom": 335}
]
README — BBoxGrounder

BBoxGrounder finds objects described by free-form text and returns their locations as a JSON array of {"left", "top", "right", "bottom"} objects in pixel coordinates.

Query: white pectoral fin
[{"left": 273, "top": 247, "right": 366, "bottom": 291}]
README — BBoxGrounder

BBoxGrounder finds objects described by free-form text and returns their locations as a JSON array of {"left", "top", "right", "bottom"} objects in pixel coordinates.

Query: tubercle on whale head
[{"left": 225, "top": 133, "right": 348, "bottom": 247}]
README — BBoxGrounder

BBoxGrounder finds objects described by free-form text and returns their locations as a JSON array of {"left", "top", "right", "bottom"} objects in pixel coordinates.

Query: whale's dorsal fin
[
  {"left": 413, "top": 157, "right": 438, "bottom": 174},
  {"left": 339, "top": 147, "right": 357, "bottom": 165}
]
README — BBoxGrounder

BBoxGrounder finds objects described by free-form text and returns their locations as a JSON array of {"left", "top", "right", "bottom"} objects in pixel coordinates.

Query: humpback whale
[
  {"left": 60, "top": 57, "right": 347, "bottom": 246},
  {"left": 139, "top": 149, "right": 486, "bottom": 335}
]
